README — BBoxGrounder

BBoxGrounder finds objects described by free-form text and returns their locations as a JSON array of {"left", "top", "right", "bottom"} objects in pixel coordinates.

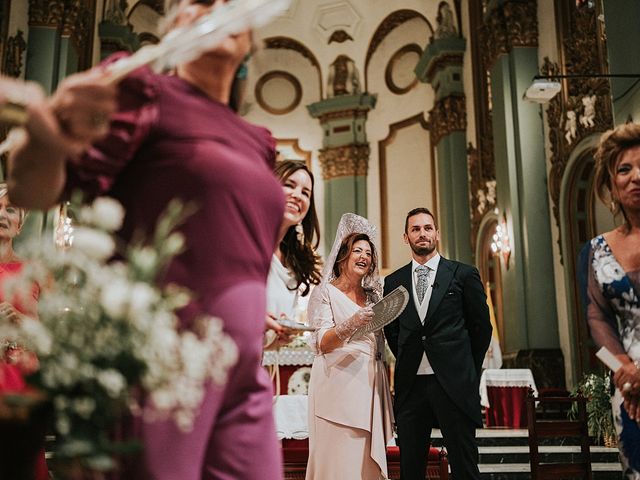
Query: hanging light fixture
[
  {"left": 54, "top": 203, "right": 74, "bottom": 249},
  {"left": 490, "top": 213, "right": 511, "bottom": 268}
]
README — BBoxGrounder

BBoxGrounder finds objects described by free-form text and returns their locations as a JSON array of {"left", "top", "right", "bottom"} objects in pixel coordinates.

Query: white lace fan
[{"left": 349, "top": 285, "right": 409, "bottom": 341}]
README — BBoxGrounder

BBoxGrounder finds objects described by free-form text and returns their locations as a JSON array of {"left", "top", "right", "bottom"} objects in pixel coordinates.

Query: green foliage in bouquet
[
  {"left": 569, "top": 371, "right": 616, "bottom": 446},
  {"left": 0, "top": 196, "right": 238, "bottom": 472}
]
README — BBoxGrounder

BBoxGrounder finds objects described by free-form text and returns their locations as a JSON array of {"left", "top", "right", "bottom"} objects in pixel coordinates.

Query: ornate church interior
[{"left": 2, "top": 0, "right": 640, "bottom": 478}]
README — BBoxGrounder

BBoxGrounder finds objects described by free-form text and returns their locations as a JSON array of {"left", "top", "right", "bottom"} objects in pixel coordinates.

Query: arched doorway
[
  {"left": 562, "top": 149, "right": 617, "bottom": 377},
  {"left": 478, "top": 215, "right": 504, "bottom": 353}
]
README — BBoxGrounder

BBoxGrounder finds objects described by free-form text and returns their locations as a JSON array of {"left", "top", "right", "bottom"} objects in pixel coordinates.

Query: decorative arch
[
  {"left": 378, "top": 113, "right": 432, "bottom": 268},
  {"left": 477, "top": 211, "right": 504, "bottom": 352},
  {"left": 558, "top": 133, "right": 602, "bottom": 380},
  {"left": 263, "top": 36, "right": 323, "bottom": 99},
  {"left": 364, "top": 9, "right": 433, "bottom": 92}
]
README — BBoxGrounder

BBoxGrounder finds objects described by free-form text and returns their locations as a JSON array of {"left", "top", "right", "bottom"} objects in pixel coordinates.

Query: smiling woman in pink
[{"left": 306, "top": 214, "right": 394, "bottom": 480}]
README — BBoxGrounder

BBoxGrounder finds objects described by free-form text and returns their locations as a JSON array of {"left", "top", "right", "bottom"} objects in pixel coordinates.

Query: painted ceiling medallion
[
  {"left": 385, "top": 44, "right": 421, "bottom": 95},
  {"left": 312, "top": 1, "right": 361, "bottom": 42},
  {"left": 255, "top": 71, "right": 302, "bottom": 115}
]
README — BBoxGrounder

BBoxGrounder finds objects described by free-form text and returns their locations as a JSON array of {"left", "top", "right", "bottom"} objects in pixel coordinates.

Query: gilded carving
[
  {"left": 468, "top": 138, "right": 497, "bottom": 244},
  {"left": 60, "top": 0, "right": 96, "bottom": 68},
  {"left": 3, "top": 30, "right": 27, "bottom": 78},
  {"left": 428, "top": 94, "right": 466, "bottom": 147},
  {"left": 468, "top": 0, "right": 496, "bottom": 254},
  {"left": 544, "top": 2, "right": 613, "bottom": 253},
  {"left": 481, "top": 0, "right": 538, "bottom": 70},
  {"left": 318, "top": 144, "right": 370, "bottom": 180},
  {"left": 29, "top": 0, "right": 65, "bottom": 27},
  {"left": 503, "top": 1, "right": 538, "bottom": 47},
  {"left": 61, "top": 0, "right": 81, "bottom": 38}
]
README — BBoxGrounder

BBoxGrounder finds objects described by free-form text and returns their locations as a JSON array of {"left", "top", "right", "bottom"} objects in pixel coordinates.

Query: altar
[
  {"left": 263, "top": 346, "right": 315, "bottom": 396},
  {"left": 480, "top": 368, "right": 538, "bottom": 428}
]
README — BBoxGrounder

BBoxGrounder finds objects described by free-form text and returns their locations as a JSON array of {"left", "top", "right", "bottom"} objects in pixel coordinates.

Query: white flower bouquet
[{"left": 0, "top": 196, "right": 237, "bottom": 471}]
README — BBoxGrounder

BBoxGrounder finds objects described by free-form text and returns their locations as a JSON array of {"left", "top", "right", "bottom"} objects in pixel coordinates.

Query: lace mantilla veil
[{"left": 307, "top": 213, "right": 383, "bottom": 349}]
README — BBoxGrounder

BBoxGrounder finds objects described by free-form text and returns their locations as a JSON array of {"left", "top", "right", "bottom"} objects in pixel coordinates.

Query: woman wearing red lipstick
[{"left": 587, "top": 123, "right": 640, "bottom": 477}]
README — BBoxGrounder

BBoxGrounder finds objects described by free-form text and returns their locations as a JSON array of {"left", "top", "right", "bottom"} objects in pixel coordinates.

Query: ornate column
[
  {"left": 25, "top": 0, "right": 96, "bottom": 92},
  {"left": 482, "top": 0, "right": 560, "bottom": 378},
  {"left": 25, "top": 0, "right": 65, "bottom": 93},
  {"left": 308, "top": 55, "right": 376, "bottom": 252},
  {"left": 58, "top": 0, "right": 96, "bottom": 83},
  {"left": 415, "top": 35, "right": 472, "bottom": 263}
]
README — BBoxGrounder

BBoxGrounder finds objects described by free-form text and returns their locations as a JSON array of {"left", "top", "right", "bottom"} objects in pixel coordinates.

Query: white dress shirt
[{"left": 412, "top": 253, "right": 440, "bottom": 375}]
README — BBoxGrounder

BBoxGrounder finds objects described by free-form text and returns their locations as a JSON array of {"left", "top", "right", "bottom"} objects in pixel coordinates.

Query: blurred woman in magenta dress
[
  {"left": 8, "top": 1, "right": 284, "bottom": 478},
  {"left": 0, "top": 183, "right": 47, "bottom": 480}
]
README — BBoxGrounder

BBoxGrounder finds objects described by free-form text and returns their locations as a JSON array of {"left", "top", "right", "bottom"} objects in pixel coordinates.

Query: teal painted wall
[
  {"left": 25, "top": 27, "right": 60, "bottom": 93},
  {"left": 57, "top": 38, "right": 80, "bottom": 85},
  {"left": 602, "top": 0, "right": 640, "bottom": 123},
  {"left": 324, "top": 176, "right": 367, "bottom": 252},
  {"left": 490, "top": 48, "right": 559, "bottom": 352},
  {"left": 436, "top": 131, "right": 472, "bottom": 263}
]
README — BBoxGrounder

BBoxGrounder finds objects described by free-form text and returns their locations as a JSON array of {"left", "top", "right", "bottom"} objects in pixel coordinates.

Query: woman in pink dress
[
  {"left": 8, "top": 1, "right": 284, "bottom": 479},
  {"left": 306, "top": 214, "right": 394, "bottom": 479}
]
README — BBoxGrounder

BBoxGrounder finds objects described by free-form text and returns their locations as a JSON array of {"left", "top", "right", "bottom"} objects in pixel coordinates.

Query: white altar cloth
[{"left": 479, "top": 368, "right": 538, "bottom": 408}]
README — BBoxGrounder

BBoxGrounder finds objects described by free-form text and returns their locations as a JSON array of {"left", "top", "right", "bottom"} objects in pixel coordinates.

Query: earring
[
  {"left": 610, "top": 200, "right": 618, "bottom": 212},
  {"left": 295, "top": 223, "right": 304, "bottom": 243}
]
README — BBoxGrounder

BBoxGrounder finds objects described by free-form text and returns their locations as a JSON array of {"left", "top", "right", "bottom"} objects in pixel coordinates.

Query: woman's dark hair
[
  {"left": 274, "top": 160, "right": 322, "bottom": 296},
  {"left": 594, "top": 122, "right": 640, "bottom": 230},
  {"left": 332, "top": 233, "right": 377, "bottom": 280}
]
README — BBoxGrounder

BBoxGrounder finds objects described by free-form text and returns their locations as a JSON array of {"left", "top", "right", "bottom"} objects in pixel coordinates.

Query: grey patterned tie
[{"left": 416, "top": 265, "right": 431, "bottom": 304}]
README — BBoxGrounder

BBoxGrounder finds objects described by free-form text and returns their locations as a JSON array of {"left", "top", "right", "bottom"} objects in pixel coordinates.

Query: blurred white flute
[
  {"left": 0, "top": 0, "right": 290, "bottom": 149},
  {"left": 104, "top": 0, "right": 291, "bottom": 85}
]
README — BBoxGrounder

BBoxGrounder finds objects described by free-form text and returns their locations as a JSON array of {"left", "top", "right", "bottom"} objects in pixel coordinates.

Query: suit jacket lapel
[{"left": 424, "top": 258, "right": 454, "bottom": 322}]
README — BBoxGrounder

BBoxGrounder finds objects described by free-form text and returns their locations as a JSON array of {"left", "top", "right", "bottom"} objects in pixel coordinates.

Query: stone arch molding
[
  {"left": 557, "top": 133, "right": 601, "bottom": 378},
  {"left": 364, "top": 9, "right": 433, "bottom": 92},
  {"left": 262, "top": 36, "right": 324, "bottom": 99}
]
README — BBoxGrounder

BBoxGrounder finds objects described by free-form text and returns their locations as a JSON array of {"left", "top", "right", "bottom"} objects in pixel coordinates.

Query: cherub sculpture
[
  {"left": 565, "top": 110, "right": 577, "bottom": 144},
  {"left": 579, "top": 94, "right": 596, "bottom": 129}
]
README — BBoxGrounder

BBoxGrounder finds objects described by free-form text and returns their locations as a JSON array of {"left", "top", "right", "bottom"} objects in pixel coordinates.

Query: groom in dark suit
[{"left": 384, "top": 207, "right": 491, "bottom": 479}]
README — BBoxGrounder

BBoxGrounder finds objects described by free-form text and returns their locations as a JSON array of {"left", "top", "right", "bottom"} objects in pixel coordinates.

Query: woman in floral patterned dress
[{"left": 587, "top": 122, "right": 640, "bottom": 478}]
